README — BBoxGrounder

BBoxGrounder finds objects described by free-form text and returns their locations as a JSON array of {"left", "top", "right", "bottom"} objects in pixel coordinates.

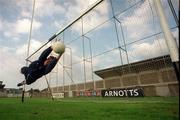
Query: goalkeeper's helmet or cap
[{"left": 21, "top": 66, "right": 28, "bottom": 74}]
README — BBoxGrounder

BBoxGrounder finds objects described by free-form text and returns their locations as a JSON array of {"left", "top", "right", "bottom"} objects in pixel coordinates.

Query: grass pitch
[{"left": 0, "top": 97, "right": 179, "bottom": 120}]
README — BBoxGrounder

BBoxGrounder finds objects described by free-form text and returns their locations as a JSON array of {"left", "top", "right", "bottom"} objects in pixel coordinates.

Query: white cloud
[
  {"left": 123, "top": 1, "right": 151, "bottom": 26},
  {"left": 53, "top": 20, "right": 64, "bottom": 29},
  {"left": 16, "top": 18, "right": 42, "bottom": 34},
  {"left": 70, "top": 0, "right": 110, "bottom": 34},
  {"left": 14, "top": 0, "right": 33, "bottom": 19},
  {"left": 20, "top": 10, "right": 32, "bottom": 18},
  {"left": 0, "top": 45, "right": 24, "bottom": 88},
  {"left": 15, "top": 0, "right": 65, "bottom": 32},
  {"left": 16, "top": 39, "right": 43, "bottom": 61},
  {"left": 15, "top": 0, "right": 65, "bottom": 18},
  {"left": 128, "top": 38, "right": 169, "bottom": 62},
  {"left": 120, "top": 0, "right": 155, "bottom": 40},
  {"left": 64, "top": 0, "right": 98, "bottom": 20},
  {"left": 3, "top": 18, "right": 42, "bottom": 39},
  {"left": 34, "top": 0, "right": 65, "bottom": 17}
]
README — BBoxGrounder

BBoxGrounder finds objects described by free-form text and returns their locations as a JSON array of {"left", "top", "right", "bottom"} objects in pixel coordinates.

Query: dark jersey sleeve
[{"left": 38, "top": 47, "right": 52, "bottom": 63}]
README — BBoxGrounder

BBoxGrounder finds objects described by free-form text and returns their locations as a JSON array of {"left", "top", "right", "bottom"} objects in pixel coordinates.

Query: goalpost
[{"left": 154, "top": 0, "right": 179, "bottom": 81}]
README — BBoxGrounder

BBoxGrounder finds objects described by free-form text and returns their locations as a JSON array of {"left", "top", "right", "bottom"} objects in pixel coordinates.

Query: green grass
[{"left": 0, "top": 97, "right": 179, "bottom": 120}]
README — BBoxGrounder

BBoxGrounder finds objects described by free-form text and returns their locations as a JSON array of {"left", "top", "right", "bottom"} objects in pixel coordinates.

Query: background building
[{"left": 51, "top": 55, "right": 178, "bottom": 97}]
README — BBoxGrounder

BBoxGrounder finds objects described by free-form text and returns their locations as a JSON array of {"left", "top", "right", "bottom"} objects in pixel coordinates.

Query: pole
[
  {"left": 167, "top": 0, "right": 179, "bottom": 27},
  {"left": 22, "top": 0, "right": 36, "bottom": 103},
  {"left": 154, "top": 0, "right": 179, "bottom": 81}
]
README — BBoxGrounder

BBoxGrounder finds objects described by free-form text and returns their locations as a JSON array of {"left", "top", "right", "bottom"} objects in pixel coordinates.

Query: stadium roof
[{"left": 94, "top": 55, "right": 172, "bottom": 79}]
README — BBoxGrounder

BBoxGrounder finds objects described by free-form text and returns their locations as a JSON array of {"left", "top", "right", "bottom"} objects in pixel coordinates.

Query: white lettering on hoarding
[
  {"left": 105, "top": 91, "right": 109, "bottom": 96},
  {"left": 134, "top": 89, "right": 139, "bottom": 96},
  {"left": 113, "top": 91, "right": 118, "bottom": 96},
  {"left": 119, "top": 90, "right": 124, "bottom": 96},
  {"left": 102, "top": 88, "right": 142, "bottom": 97}
]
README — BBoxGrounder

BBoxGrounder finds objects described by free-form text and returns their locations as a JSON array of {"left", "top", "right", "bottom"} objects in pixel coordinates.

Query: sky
[{"left": 0, "top": 0, "right": 179, "bottom": 90}]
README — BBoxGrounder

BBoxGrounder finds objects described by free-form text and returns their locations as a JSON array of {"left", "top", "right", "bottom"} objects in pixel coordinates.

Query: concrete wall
[
  {"left": 52, "top": 67, "right": 179, "bottom": 97},
  {"left": 101, "top": 68, "right": 178, "bottom": 97},
  {"left": 0, "top": 91, "right": 6, "bottom": 97}
]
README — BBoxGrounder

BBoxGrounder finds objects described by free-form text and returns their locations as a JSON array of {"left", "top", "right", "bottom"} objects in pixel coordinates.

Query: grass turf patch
[{"left": 0, "top": 97, "right": 179, "bottom": 120}]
